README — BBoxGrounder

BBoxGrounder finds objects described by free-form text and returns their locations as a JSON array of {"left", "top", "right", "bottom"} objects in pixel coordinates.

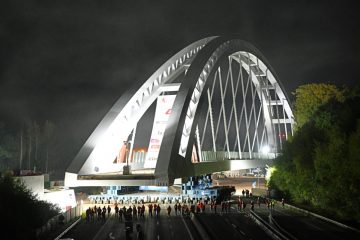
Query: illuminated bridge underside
[{"left": 65, "top": 37, "right": 294, "bottom": 187}]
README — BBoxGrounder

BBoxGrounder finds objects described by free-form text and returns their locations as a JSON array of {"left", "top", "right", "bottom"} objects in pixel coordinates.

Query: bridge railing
[
  {"left": 127, "top": 150, "right": 277, "bottom": 166},
  {"left": 200, "top": 151, "right": 276, "bottom": 162}
]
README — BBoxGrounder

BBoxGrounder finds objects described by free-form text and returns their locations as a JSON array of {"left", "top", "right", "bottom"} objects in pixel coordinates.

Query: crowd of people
[
  {"left": 84, "top": 195, "right": 284, "bottom": 239},
  {"left": 85, "top": 194, "right": 282, "bottom": 223}
]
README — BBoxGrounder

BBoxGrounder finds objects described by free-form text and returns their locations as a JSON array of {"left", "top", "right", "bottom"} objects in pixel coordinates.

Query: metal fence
[{"left": 36, "top": 204, "right": 82, "bottom": 238}]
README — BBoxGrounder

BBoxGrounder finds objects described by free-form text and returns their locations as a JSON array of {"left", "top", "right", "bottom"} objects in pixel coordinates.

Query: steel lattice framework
[{"left": 65, "top": 37, "right": 294, "bottom": 187}]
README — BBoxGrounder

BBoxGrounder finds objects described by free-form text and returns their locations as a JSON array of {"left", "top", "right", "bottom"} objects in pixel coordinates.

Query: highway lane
[
  {"left": 271, "top": 207, "right": 360, "bottom": 240},
  {"left": 251, "top": 200, "right": 360, "bottom": 240},
  {"left": 61, "top": 191, "right": 360, "bottom": 240},
  {"left": 61, "top": 218, "right": 108, "bottom": 240},
  {"left": 61, "top": 200, "right": 280, "bottom": 240},
  {"left": 62, "top": 205, "right": 201, "bottom": 240},
  {"left": 197, "top": 211, "right": 272, "bottom": 240},
  {"left": 143, "top": 213, "right": 201, "bottom": 240}
]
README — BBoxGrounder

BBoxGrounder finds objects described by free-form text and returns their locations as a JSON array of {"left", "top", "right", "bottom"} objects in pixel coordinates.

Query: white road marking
[
  {"left": 181, "top": 215, "right": 195, "bottom": 240},
  {"left": 230, "top": 221, "right": 246, "bottom": 235},
  {"left": 92, "top": 217, "right": 112, "bottom": 240},
  {"left": 108, "top": 232, "right": 115, "bottom": 240}
]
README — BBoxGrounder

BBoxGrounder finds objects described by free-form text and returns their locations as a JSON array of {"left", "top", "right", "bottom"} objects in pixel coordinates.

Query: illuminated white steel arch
[
  {"left": 155, "top": 37, "right": 294, "bottom": 185},
  {"left": 66, "top": 37, "right": 215, "bottom": 177},
  {"left": 65, "top": 37, "right": 294, "bottom": 187},
  {"left": 179, "top": 50, "right": 293, "bottom": 157}
]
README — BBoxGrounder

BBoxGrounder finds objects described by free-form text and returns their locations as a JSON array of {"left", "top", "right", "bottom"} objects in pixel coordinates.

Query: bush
[
  {"left": 271, "top": 95, "right": 360, "bottom": 223},
  {"left": 0, "top": 175, "right": 60, "bottom": 239}
]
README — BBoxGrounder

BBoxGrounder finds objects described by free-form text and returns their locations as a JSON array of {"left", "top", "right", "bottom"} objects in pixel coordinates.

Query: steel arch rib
[
  {"left": 66, "top": 37, "right": 216, "bottom": 176},
  {"left": 155, "top": 37, "right": 293, "bottom": 185}
]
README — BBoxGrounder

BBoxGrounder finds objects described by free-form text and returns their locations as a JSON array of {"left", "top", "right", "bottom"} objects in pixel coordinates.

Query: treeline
[
  {"left": 270, "top": 83, "right": 360, "bottom": 223},
  {"left": 0, "top": 120, "right": 58, "bottom": 174}
]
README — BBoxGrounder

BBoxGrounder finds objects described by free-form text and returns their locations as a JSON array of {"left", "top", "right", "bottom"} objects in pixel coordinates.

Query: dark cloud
[{"left": 1, "top": 0, "right": 359, "bottom": 173}]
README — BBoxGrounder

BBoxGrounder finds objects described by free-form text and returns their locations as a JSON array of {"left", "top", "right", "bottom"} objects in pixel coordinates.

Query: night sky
[{"left": 1, "top": 0, "right": 359, "bottom": 174}]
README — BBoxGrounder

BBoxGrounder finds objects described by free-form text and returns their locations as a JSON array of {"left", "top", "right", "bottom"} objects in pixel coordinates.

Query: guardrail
[
  {"left": 248, "top": 210, "right": 289, "bottom": 240},
  {"left": 282, "top": 202, "right": 360, "bottom": 234},
  {"left": 36, "top": 204, "right": 83, "bottom": 238},
  {"left": 54, "top": 217, "right": 81, "bottom": 240},
  {"left": 269, "top": 213, "right": 298, "bottom": 240}
]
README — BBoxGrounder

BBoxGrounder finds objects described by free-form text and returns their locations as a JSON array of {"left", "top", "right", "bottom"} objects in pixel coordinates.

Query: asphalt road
[
  {"left": 250, "top": 199, "right": 360, "bottom": 240},
  {"left": 61, "top": 177, "right": 360, "bottom": 240},
  {"left": 197, "top": 211, "right": 272, "bottom": 240},
  {"left": 61, "top": 199, "right": 276, "bottom": 240},
  {"left": 62, "top": 206, "right": 202, "bottom": 240}
]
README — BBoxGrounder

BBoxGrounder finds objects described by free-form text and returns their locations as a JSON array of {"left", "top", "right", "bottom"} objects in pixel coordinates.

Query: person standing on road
[
  {"left": 90, "top": 207, "right": 95, "bottom": 222},
  {"left": 154, "top": 203, "right": 158, "bottom": 216},
  {"left": 190, "top": 204, "right": 195, "bottom": 214},
  {"left": 119, "top": 208, "right": 123, "bottom": 222},
  {"left": 107, "top": 205, "right": 111, "bottom": 217},
  {"left": 281, "top": 198, "right": 285, "bottom": 208},
  {"left": 271, "top": 200, "right": 275, "bottom": 209},
  {"left": 97, "top": 206, "right": 101, "bottom": 221},
  {"left": 257, "top": 197, "right": 261, "bottom": 208},
  {"left": 133, "top": 205, "right": 137, "bottom": 219},
  {"left": 115, "top": 205, "right": 119, "bottom": 218},
  {"left": 86, "top": 207, "right": 90, "bottom": 223},
  {"left": 174, "top": 203, "right": 178, "bottom": 215},
  {"left": 167, "top": 205, "right": 172, "bottom": 216},
  {"left": 156, "top": 204, "right": 161, "bottom": 218},
  {"left": 148, "top": 203, "right": 153, "bottom": 217},
  {"left": 137, "top": 205, "right": 141, "bottom": 218},
  {"left": 196, "top": 203, "right": 200, "bottom": 214},
  {"left": 141, "top": 204, "right": 145, "bottom": 218},
  {"left": 136, "top": 224, "right": 144, "bottom": 240},
  {"left": 102, "top": 206, "right": 106, "bottom": 221},
  {"left": 250, "top": 200, "right": 254, "bottom": 211}
]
